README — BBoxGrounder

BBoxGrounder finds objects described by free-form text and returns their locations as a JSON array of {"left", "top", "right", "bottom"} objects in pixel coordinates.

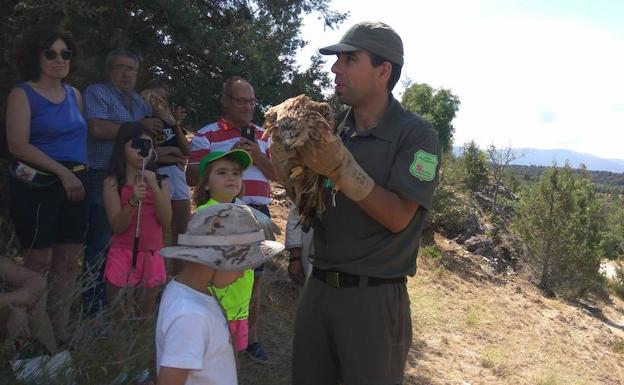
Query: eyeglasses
[
  {"left": 226, "top": 94, "right": 257, "bottom": 106},
  {"left": 112, "top": 64, "right": 138, "bottom": 73},
  {"left": 43, "top": 49, "right": 72, "bottom": 61}
]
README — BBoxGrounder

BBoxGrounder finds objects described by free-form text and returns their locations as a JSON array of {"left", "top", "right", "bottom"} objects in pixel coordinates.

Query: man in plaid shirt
[{"left": 82, "top": 49, "right": 163, "bottom": 314}]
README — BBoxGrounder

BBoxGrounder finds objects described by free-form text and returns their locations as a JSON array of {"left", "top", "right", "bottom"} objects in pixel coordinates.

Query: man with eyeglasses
[
  {"left": 187, "top": 76, "right": 276, "bottom": 363},
  {"left": 81, "top": 49, "right": 164, "bottom": 315},
  {"left": 290, "top": 22, "right": 440, "bottom": 385}
]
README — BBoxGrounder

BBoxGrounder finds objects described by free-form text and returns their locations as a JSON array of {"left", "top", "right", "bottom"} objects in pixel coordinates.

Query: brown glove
[{"left": 299, "top": 133, "right": 374, "bottom": 202}]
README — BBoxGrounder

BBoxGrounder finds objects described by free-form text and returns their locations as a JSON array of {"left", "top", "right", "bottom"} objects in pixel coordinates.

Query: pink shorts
[
  {"left": 228, "top": 319, "right": 249, "bottom": 352},
  {"left": 104, "top": 247, "right": 167, "bottom": 288}
]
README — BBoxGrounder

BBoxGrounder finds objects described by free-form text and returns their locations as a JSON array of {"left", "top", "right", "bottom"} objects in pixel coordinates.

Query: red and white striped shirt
[{"left": 189, "top": 119, "right": 271, "bottom": 205}]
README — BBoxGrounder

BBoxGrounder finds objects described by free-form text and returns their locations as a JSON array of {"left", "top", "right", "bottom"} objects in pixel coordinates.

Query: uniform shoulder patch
[{"left": 409, "top": 150, "right": 438, "bottom": 181}]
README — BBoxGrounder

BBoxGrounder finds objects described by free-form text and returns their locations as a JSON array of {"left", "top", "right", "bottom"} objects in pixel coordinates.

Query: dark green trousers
[{"left": 292, "top": 276, "right": 412, "bottom": 385}]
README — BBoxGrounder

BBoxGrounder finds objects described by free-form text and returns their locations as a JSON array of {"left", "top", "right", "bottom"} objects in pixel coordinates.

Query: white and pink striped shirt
[{"left": 189, "top": 119, "right": 271, "bottom": 205}]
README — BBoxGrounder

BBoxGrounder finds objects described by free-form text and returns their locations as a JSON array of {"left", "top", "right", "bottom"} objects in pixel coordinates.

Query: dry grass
[
  {"left": 0, "top": 295, "right": 156, "bottom": 384},
  {"left": 402, "top": 235, "right": 624, "bottom": 385},
  {"left": 237, "top": 258, "right": 298, "bottom": 385}
]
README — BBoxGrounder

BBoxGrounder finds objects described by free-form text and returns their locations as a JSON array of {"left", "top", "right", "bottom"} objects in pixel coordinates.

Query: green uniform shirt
[
  {"left": 312, "top": 95, "right": 440, "bottom": 278},
  {"left": 198, "top": 200, "right": 254, "bottom": 321}
]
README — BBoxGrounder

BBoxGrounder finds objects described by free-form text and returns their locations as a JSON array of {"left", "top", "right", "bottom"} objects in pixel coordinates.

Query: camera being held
[{"left": 131, "top": 137, "right": 152, "bottom": 158}]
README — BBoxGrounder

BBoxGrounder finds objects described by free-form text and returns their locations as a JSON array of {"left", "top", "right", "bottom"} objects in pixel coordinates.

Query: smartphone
[
  {"left": 241, "top": 126, "right": 256, "bottom": 142},
  {"left": 131, "top": 137, "right": 152, "bottom": 158}
]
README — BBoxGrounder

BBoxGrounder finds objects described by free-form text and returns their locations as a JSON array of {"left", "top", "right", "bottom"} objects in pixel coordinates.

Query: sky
[{"left": 295, "top": 0, "right": 624, "bottom": 160}]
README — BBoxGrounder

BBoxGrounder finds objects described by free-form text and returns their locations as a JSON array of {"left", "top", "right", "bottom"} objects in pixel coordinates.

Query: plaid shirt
[{"left": 83, "top": 82, "right": 152, "bottom": 170}]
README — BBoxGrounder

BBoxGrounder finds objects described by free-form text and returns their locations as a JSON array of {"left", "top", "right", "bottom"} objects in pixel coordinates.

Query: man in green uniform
[{"left": 292, "top": 21, "right": 441, "bottom": 384}]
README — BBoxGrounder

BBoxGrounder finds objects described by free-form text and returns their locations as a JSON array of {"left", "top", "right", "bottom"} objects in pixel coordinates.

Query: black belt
[{"left": 312, "top": 267, "right": 406, "bottom": 288}]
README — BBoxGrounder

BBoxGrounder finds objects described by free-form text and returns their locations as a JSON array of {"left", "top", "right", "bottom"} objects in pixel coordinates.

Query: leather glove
[{"left": 298, "top": 131, "right": 374, "bottom": 202}]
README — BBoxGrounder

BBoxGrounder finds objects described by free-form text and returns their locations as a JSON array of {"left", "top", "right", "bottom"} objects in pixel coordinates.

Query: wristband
[{"left": 128, "top": 196, "right": 139, "bottom": 207}]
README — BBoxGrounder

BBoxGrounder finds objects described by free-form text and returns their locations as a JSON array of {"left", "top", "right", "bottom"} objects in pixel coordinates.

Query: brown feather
[{"left": 263, "top": 95, "right": 336, "bottom": 229}]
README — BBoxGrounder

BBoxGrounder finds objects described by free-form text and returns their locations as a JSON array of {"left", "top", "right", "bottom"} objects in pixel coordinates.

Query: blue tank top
[{"left": 19, "top": 82, "right": 88, "bottom": 164}]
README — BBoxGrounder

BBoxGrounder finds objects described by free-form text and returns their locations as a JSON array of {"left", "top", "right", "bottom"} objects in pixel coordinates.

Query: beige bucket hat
[{"left": 161, "top": 203, "right": 284, "bottom": 271}]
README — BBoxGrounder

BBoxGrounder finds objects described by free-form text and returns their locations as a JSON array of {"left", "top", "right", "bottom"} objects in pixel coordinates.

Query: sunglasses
[{"left": 43, "top": 49, "right": 72, "bottom": 61}]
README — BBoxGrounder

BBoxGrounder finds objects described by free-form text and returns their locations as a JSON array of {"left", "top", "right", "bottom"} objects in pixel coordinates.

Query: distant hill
[
  {"left": 506, "top": 165, "right": 624, "bottom": 193},
  {"left": 453, "top": 147, "right": 624, "bottom": 173}
]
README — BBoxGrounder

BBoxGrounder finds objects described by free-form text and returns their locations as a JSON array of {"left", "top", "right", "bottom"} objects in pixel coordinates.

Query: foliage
[
  {"left": 420, "top": 245, "right": 443, "bottom": 265},
  {"left": 437, "top": 151, "right": 464, "bottom": 187},
  {"left": 502, "top": 170, "right": 521, "bottom": 194},
  {"left": 429, "top": 153, "right": 476, "bottom": 238},
  {"left": 458, "top": 140, "right": 488, "bottom": 192},
  {"left": 597, "top": 194, "right": 624, "bottom": 259},
  {"left": 514, "top": 165, "right": 603, "bottom": 299},
  {"left": 401, "top": 82, "right": 460, "bottom": 152},
  {"left": 507, "top": 165, "right": 624, "bottom": 194},
  {"left": 465, "top": 307, "right": 481, "bottom": 328},
  {"left": 605, "top": 267, "right": 624, "bottom": 300},
  {"left": 486, "top": 144, "right": 523, "bottom": 217},
  {"left": 0, "top": 0, "right": 347, "bottom": 126}
]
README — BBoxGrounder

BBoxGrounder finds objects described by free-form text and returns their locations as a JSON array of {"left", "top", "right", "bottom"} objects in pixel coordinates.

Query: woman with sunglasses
[{"left": 5, "top": 24, "right": 88, "bottom": 348}]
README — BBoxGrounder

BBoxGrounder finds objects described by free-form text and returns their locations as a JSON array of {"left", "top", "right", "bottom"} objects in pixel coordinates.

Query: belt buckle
[{"left": 326, "top": 271, "right": 340, "bottom": 288}]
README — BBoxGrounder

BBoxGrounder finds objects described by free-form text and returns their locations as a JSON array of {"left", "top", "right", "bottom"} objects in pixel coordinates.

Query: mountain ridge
[{"left": 453, "top": 146, "right": 624, "bottom": 173}]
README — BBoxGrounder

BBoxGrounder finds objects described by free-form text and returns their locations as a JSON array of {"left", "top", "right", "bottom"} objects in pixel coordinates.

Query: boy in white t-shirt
[{"left": 155, "top": 203, "right": 284, "bottom": 385}]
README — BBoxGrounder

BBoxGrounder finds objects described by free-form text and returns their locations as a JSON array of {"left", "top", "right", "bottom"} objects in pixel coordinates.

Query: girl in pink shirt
[{"left": 103, "top": 122, "right": 172, "bottom": 320}]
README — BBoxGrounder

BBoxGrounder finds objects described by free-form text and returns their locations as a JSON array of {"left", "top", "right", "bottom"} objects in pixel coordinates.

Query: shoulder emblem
[{"left": 409, "top": 150, "right": 437, "bottom": 181}]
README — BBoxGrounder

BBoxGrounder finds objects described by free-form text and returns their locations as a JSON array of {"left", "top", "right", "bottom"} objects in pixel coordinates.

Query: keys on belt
[{"left": 312, "top": 267, "right": 406, "bottom": 288}]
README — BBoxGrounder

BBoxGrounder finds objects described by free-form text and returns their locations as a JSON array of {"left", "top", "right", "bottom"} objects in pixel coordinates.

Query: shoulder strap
[
  {"left": 16, "top": 83, "right": 37, "bottom": 105},
  {"left": 64, "top": 84, "right": 80, "bottom": 106}
]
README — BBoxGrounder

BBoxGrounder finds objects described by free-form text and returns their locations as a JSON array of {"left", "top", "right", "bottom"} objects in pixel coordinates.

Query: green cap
[
  {"left": 319, "top": 21, "right": 404, "bottom": 66},
  {"left": 199, "top": 149, "right": 253, "bottom": 176}
]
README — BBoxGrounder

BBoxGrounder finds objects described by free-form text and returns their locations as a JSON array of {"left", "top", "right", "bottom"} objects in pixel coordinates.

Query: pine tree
[
  {"left": 514, "top": 165, "right": 603, "bottom": 299},
  {"left": 459, "top": 141, "right": 488, "bottom": 192}
]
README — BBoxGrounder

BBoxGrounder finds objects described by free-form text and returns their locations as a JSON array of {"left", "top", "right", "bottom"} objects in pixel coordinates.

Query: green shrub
[
  {"left": 420, "top": 245, "right": 444, "bottom": 265},
  {"left": 430, "top": 184, "right": 475, "bottom": 238},
  {"left": 606, "top": 267, "right": 624, "bottom": 299},
  {"left": 458, "top": 141, "right": 489, "bottom": 192},
  {"left": 465, "top": 308, "right": 480, "bottom": 327},
  {"left": 514, "top": 165, "right": 603, "bottom": 299}
]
